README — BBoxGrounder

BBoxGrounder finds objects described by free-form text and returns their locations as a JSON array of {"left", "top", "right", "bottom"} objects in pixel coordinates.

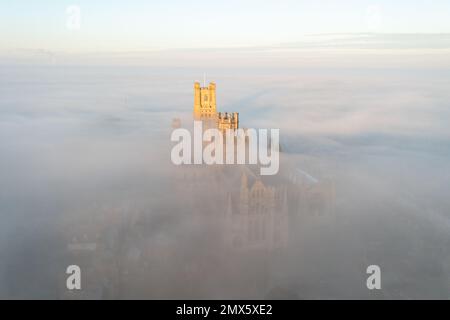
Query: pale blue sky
[{"left": 1, "top": 0, "right": 450, "bottom": 52}]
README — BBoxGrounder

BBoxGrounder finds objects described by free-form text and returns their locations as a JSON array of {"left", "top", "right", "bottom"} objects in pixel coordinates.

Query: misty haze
[{"left": 1, "top": 38, "right": 450, "bottom": 299}]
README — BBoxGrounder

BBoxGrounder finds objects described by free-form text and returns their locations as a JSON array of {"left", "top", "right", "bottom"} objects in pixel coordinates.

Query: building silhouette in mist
[{"left": 174, "top": 81, "right": 334, "bottom": 253}]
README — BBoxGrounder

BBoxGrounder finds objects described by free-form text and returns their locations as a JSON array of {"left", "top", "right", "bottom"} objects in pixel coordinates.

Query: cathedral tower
[{"left": 194, "top": 82, "right": 217, "bottom": 120}]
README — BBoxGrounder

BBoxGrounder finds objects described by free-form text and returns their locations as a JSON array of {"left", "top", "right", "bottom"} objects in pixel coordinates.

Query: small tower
[
  {"left": 194, "top": 82, "right": 217, "bottom": 120},
  {"left": 217, "top": 112, "right": 239, "bottom": 132}
]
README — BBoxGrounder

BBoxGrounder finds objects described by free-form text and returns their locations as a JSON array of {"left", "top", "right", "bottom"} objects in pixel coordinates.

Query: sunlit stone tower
[
  {"left": 193, "top": 81, "right": 239, "bottom": 131},
  {"left": 217, "top": 112, "right": 239, "bottom": 132},
  {"left": 194, "top": 82, "right": 217, "bottom": 120}
]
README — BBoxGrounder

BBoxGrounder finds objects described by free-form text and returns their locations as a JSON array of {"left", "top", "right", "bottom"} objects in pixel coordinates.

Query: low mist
[{"left": 1, "top": 44, "right": 449, "bottom": 299}]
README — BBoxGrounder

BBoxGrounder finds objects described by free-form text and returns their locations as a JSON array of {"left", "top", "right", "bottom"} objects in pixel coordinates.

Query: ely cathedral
[
  {"left": 172, "top": 81, "right": 335, "bottom": 254},
  {"left": 59, "top": 81, "right": 337, "bottom": 299}
]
